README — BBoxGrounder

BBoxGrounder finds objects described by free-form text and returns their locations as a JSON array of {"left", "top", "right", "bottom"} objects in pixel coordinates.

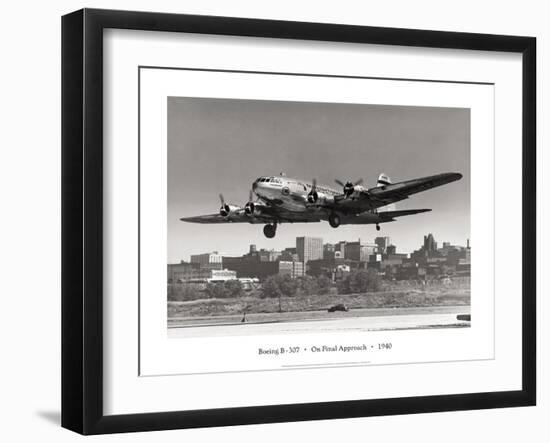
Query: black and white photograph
[{"left": 167, "top": 96, "right": 471, "bottom": 338}]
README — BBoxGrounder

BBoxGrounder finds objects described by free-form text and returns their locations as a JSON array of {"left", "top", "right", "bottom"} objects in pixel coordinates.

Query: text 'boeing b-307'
[{"left": 180, "top": 172, "right": 462, "bottom": 238}]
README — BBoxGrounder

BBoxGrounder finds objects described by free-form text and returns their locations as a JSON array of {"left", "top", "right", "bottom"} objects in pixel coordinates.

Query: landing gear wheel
[
  {"left": 328, "top": 213, "right": 341, "bottom": 228},
  {"left": 376, "top": 224, "right": 381, "bottom": 231},
  {"left": 263, "top": 224, "right": 277, "bottom": 238}
]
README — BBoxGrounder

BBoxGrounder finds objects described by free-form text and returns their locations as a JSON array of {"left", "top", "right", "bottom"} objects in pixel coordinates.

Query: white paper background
[
  {"left": 139, "top": 68, "right": 494, "bottom": 376},
  {"left": 103, "top": 28, "right": 522, "bottom": 415}
]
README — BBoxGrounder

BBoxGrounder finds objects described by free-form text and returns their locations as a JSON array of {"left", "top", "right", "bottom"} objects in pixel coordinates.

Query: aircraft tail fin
[
  {"left": 377, "top": 173, "right": 392, "bottom": 187},
  {"left": 377, "top": 173, "right": 396, "bottom": 211}
]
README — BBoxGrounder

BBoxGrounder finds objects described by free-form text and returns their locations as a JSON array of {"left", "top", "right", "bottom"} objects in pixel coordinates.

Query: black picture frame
[{"left": 62, "top": 8, "right": 536, "bottom": 435}]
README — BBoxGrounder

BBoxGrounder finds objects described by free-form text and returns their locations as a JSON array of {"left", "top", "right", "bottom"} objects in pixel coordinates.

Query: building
[
  {"left": 386, "top": 244, "right": 397, "bottom": 255},
  {"left": 280, "top": 250, "right": 299, "bottom": 262},
  {"left": 323, "top": 243, "right": 335, "bottom": 260},
  {"left": 323, "top": 243, "right": 347, "bottom": 260},
  {"left": 307, "top": 258, "right": 335, "bottom": 277},
  {"left": 223, "top": 256, "right": 305, "bottom": 280},
  {"left": 345, "top": 239, "right": 377, "bottom": 262},
  {"left": 190, "top": 252, "right": 223, "bottom": 271},
  {"left": 280, "top": 247, "right": 299, "bottom": 262},
  {"left": 335, "top": 241, "right": 347, "bottom": 259},
  {"left": 278, "top": 261, "right": 304, "bottom": 278},
  {"left": 167, "top": 261, "right": 201, "bottom": 283},
  {"left": 296, "top": 236, "right": 323, "bottom": 264},
  {"left": 423, "top": 233, "right": 438, "bottom": 253},
  {"left": 375, "top": 236, "right": 391, "bottom": 254},
  {"left": 257, "top": 249, "right": 282, "bottom": 262},
  {"left": 168, "top": 261, "right": 235, "bottom": 283},
  {"left": 207, "top": 269, "right": 237, "bottom": 282},
  {"left": 246, "top": 245, "right": 282, "bottom": 262},
  {"left": 292, "top": 261, "right": 305, "bottom": 278}
]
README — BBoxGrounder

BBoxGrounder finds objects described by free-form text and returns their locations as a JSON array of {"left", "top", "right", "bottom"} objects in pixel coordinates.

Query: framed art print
[{"left": 61, "top": 8, "right": 536, "bottom": 434}]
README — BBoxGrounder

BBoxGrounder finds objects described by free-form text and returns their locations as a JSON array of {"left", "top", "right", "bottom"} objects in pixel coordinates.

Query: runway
[{"left": 168, "top": 305, "right": 470, "bottom": 338}]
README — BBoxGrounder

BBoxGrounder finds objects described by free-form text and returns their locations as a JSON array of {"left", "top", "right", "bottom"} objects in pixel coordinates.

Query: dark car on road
[{"left": 328, "top": 303, "right": 349, "bottom": 312}]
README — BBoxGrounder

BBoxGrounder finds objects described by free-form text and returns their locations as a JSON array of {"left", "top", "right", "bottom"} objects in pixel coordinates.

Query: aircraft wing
[
  {"left": 180, "top": 208, "right": 322, "bottom": 224},
  {"left": 318, "top": 172, "right": 462, "bottom": 212},
  {"left": 366, "top": 172, "right": 462, "bottom": 205},
  {"left": 180, "top": 212, "right": 270, "bottom": 224}
]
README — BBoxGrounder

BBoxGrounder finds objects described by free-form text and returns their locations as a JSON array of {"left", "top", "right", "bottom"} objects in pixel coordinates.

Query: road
[{"left": 168, "top": 305, "right": 470, "bottom": 338}]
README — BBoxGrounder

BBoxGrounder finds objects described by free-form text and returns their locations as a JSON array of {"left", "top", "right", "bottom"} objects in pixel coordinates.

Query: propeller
[
  {"left": 219, "top": 193, "right": 230, "bottom": 217},
  {"left": 335, "top": 178, "right": 363, "bottom": 198},
  {"left": 307, "top": 178, "right": 318, "bottom": 203}
]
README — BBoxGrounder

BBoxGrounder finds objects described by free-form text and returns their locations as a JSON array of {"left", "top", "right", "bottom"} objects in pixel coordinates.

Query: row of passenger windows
[
  {"left": 255, "top": 177, "right": 336, "bottom": 194},
  {"left": 255, "top": 177, "right": 283, "bottom": 184}
]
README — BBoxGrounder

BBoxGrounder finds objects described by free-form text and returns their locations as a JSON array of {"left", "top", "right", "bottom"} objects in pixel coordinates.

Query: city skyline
[
  {"left": 169, "top": 232, "right": 469, "bottom": 264},
  {"left": 168, "top": 97, "right": 470, "bottom": 263}
]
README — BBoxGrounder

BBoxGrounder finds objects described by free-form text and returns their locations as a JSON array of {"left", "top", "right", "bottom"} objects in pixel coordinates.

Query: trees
[
  {"left": 317, "top": 275, "right": 332, "bottom": 295},
  {"left": 279, "top": 274, "right": 298, "bottom": 296},
  {"left": 338, "top": 269, "right": 381, "bottom": 294},
  {"left": 261, "top": 274, "right": 298, "bottom": 298},
  {"left": 167, "top": 283, "right": 203, "bottom": 301},
  {"left": 260, "top": 275, "right": 283, "bottom": 299},
  {"left": 297, "top": 275, "right": 319, "bottom": 296},
  {"left": 204, "top": 280, "right": 244, "bottom": 298},
  {"left": 262, "top": 274, "right": 334, "bottom": 298},
  {"left": 204, "top": 282, "right": 227, "bottom": 299},
  {"left": 224, "top": 279, "right": 244, "bottom": 297}
]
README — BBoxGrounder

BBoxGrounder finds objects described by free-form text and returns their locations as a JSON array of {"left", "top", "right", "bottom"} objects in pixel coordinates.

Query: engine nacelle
[
  {"left": 307, "top": 191, "right": 334, "bottom": 205},
  {"left": 350, "top": 185, "right": 367, "bottom": 198},
  {"left": 244, "top": 201, "right": 266, "bottom": 216},
  {"left": 319, "top": 194, "right": 335, "bottom": 205},
  {"left": 307, "top": 190, "right": 318, "bottom": 204},
  {"left": 219, "top": 203, "right": 241, "bottom": 217}
]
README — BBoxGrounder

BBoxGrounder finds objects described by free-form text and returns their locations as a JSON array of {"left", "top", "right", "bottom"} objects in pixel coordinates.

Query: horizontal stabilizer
[{"left": 378, "top": 208, "right": 431, "bottom": 220}]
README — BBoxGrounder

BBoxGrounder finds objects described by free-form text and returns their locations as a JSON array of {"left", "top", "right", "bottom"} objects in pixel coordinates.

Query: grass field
[{"left": 168, "top": 279, "right": 470, "bottom": 319}]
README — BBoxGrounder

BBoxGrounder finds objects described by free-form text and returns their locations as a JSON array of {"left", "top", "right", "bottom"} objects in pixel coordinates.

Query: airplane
[{"left": 180, "top": 172, "right": 462, "bottom": 238}]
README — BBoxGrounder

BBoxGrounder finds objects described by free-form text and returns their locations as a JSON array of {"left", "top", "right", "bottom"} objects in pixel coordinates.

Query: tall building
[
  {"left": 375, "top": 236, "right": 391, "bottom": 254},
  {"left": 423, "top": 233, "right": 437, "bottom": 253},
  {"left": 296, "top": 236, "right": 323, "bottom": 264}
]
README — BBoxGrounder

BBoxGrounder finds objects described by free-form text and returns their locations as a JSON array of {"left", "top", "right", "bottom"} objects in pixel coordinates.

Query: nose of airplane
[{"left": 252, "top": 182, "right": 258, "bottom": 190}]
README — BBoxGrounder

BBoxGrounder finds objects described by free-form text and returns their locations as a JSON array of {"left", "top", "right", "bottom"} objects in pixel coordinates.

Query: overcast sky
[{"left": 167, "top": 97, "right": 470, "bottom": 263}]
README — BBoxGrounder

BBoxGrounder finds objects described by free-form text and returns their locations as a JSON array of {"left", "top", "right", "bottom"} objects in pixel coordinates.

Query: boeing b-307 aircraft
[{"left": 180, "top": 172, "right": 462, "bottom": 238}]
